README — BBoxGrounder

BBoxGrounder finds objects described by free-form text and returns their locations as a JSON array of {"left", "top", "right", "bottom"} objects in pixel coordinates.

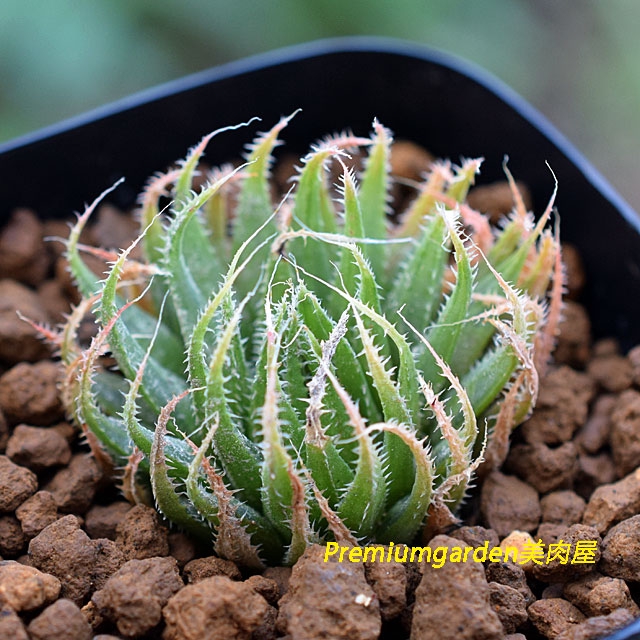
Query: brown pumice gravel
[
  {"left": 449, "top": 524, "right": 501, "bottom": 550},
  {"left": 0, "top": 454, "right": 38, "bottom": 513},
  {"left": 261, "top": 565, "right": 291, "bottom": 598},
  {"left": 582, "top": 468, "right": 640, "bottom": 534},
  {"left": 27, "top": 598, "right": 93, "bottom": 640},
  {"left": 488, "top": 581, "right": 528, "bottom": 633},
  {"left": 0, "top": 605, "right": 29, "bottom": 640},
  {"left": 92, "top": 556, "right": 183, "bottom": 638},
  {"left": 277, "top": 544, "right": 381, "bottom": 640},
  {"left": 599, "top": 514, "right": 640, "bottom": 582},
  {"left": 84, "top": 501, "right": 132, "bottom": 540},
  {"left": 244, "top": 574, "right": 280, "bottom": 606},
  {"left": 531, "top": 524, "right": 602, "bottom": 583},
  {"left": 576, "top": 394, "right": 616, "bottom": 455},
  {"left": 410, "top": 535, "right": 503, "bottom": 639},
  {"left": 6, "top": 424, "right": 72, "bottom": 471},
  {"left": 183, "top": 555, "right": 243, "bottom": 583},
  {"left": 43, "top": 452, "right": 103, "bottom": 513},
  {"left": 0, "top": 561, "right": 60, "bottom": 612},
  {"left": 36, "top": 278, "right": 72, "bottom": 323},
  {"left": 528, "top": 598, "right": 586, "bottom": 638},
  {"left": 162, "top": 575, "right": 270, "bottom": 640},
  {"left": 0, "top": 279, "right": 52, "bottom": 364},
  {"left": 0, "top": 209, "right": 50, "bottom": 287},
  {"left": 610, "top": 389, "right": 640, "bottom": 477},
  {"left": 15, "top": 490, "right": 58, "bottom": 538},
  {"left": 519, "top": 366, "right": 595, "bottom": 445},
  {"left": 563, "top": 572, "right": 640, "bottom": 617},
  {"left": 540, "top": 491, "right": 587, "bottom": 526},
  {"left": 0, "top": 360, "right": 63, "bottom": 425},
  {"left": 115, "top": 504, "right": 170, "bottom": 560},
  {"left": 467, "top": 180, "right": 532, "bottom": 224},
  {"left": 480, "top": 471, "right": 541, "bottom": 536},
  {"left": 588, "top": 353, "right": 634, "bottom": 394},
  {"left": 0, "top": 514, "right": 27, "bottom": 556},
  {"left": 363, "top": 549, "right": 407, "bottom": 621},
  {"left": 556, "top": 609, "right": 636, "bottom": 640},
  {"left": 506, "top": 441, "right": 579, "bottom": 494},
  {"left": 554, "top": 300, "right": 591, "bottom": 368},
  {"left": 576, "top": 451, "right": 617, "bottom": 499},
  {"left": 485, "top": 562, "right": 535, "bottom": 608},
  {"left": 28, "top": 515, "right": 123, "bottom": 605},
  {"left": 0, "top": 407, "right": 8, "bottom": 452}
]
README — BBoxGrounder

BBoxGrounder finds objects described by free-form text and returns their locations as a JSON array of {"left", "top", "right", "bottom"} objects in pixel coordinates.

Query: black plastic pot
[{"left": 1, "top": 38, "right": 639, "bottom": 639}]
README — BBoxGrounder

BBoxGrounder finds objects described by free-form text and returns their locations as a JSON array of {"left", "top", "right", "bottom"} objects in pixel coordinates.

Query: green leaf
[
  {"left": 76, "top": 353, "right": 132, "bottom": 466},
  {"left": 289, "top": 146, "right": 339, "bottom": 289},
  {"left": 232, "top": 113, "right": 297, "bottom": 301},
  {"left": 388, "top": 213, "right": 449, "bottom": 331},
  {"left": 394, "top": 162, "right": 448, "bottom": 239},
  {"left": 173, "top": 120, "right": 259, "bottom": 206},
  {"left": 66, "top": 179, "right": 124, "bottom": 298},
  {"left": 205, "top": 286, "right": 263, "bottom": 510},
  {"left": 302, "top": 260, "right": 421, "bottom": 425},
  {"left": 346, "top": 241, "right": 392, "bottom": 365},
  {"left": 456, "top": 252, "right": 537, "bottom": 423},
  {"left": 324, "top": 367, "right": 386, "bottom": 538},
  {"left": 138, "top": 170, "right": 179, "bottom": 264},
  {"left": 164, "top": 167, "right": 246, "bottom": 341},
  {"left": 292, "top": 259, "right": 424, "bottom": 504},
  {"left": 99, "top": 246, "right": 193, "bottom": 433},
  {"left": 351, "top": 308, "right": 414, "bottom": 504},
  {"left": 375, "top": 424, "right": 434, "bottom": 543},
  {"left": 450, "top": 188, "right": 554, "bottom": 376},
  {"left": 201, "top": 164, "right": 237, "bottom": 265},
  {"left": 150, "top": 391, "right": 211, "bottom": 541},
  {"left": 259, "top": 293, "right": 314, "bottom": 559},
  {"left": 416, "top": 208, "right": 474, "bottom": 391},
  {"left": 296, "top": 282, "right": 380, "bottom": 422},
  {"left": 280, "top": 310, "right": 312, "bottom": 436},
  {"left": 187, "top": 205, "right": 277, "bottom": 424},
  {"left": 358, "top": 120, "right": 391, "bottom": 279},
  {"left": 119, "top": 299, "right": 196, "bottom": 473},
  {"left": 448, "top": 158, "right": 482, "bottom": 203},
  {"left": 337, "top": 166, "right": 367, "bottom": 296},
  {"left": 400, "top": 314, "right": 479, "bottom": 511},
  {"left": 186, "top": 420, "right": 283, "bottom": 567},
  {"left": 303, "top": 313, "right": 355, "bottom": 507}
]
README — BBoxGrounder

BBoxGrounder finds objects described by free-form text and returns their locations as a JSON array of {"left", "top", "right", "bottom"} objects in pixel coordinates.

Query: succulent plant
[{"left": 50, "top": 115, "right": 562, "bottom": 567}]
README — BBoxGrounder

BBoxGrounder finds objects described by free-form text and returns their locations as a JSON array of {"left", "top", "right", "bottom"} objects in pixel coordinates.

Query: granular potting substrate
[{"left": 1, "top": 147, "right": 639, "bottom": 639}]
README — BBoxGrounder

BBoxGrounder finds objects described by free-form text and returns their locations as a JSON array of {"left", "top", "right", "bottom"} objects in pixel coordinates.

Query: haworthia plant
[{"left": 55, "top": 116, "right": 562, "bottom": 567}]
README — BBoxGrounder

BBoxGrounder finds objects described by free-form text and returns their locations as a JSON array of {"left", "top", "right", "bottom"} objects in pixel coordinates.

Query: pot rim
[{"left": 0, "top": 36, "right": 638, "bottom": 230}]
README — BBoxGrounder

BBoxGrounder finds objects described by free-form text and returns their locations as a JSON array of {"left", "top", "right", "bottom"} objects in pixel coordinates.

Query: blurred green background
[{"left": 1, "top": 0, "right": 638, "bottom": 211}]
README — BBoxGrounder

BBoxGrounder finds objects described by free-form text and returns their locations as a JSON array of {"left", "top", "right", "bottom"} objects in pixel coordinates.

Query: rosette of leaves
[{"left": 52, "top": 115, "right": 562, "bottom": 567}]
